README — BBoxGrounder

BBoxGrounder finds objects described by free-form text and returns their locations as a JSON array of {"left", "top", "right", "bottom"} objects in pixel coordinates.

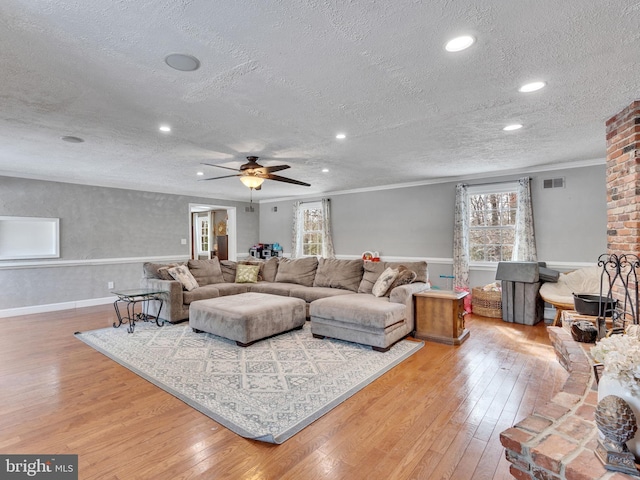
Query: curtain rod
[
  {"left": 461, "top": 177, "right": 529, "bottom": 187},
  {"left": 298, "top": 198, "right": 330, "bottom": 204}
]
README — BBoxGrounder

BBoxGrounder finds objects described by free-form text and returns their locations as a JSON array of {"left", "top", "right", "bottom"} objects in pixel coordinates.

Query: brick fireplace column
[
  {"left": 605, "top": 101, "right": 640, "bottom": 322},
  {"left": 606, "top": 100, "right": 640, "bottom": 254}
]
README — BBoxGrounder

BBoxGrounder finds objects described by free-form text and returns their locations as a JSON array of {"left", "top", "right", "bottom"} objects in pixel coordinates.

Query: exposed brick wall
[
  {"left": 606, "top": 101, "right": 640, "bottom": 254},
  {"left": 605, "top": 101, "right": 640, "bottom": 314}
]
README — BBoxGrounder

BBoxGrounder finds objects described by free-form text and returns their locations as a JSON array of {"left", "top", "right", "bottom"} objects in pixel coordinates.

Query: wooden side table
[{"left": 414, "top": 290, "right": 469, "bottom": 345}]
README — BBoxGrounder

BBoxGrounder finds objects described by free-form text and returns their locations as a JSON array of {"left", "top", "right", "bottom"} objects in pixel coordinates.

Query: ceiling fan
[{"left": 201, "top": 156, "right": 311, "bottom": 190}]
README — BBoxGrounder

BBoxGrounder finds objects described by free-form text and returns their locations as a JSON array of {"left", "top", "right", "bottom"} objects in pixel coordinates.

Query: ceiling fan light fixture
[{"left": 240, "top": 175, "right": 265, "bottom": 189}]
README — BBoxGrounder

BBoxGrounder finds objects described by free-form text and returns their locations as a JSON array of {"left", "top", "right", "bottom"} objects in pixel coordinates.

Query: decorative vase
[{"left": 598, "top": 373, "right": 640, "bottom": 460}]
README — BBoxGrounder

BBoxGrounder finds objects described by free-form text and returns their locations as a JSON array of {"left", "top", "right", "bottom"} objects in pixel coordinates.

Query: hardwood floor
[{"left": 0, "top": 305, "right": 567, "bottom": 480}]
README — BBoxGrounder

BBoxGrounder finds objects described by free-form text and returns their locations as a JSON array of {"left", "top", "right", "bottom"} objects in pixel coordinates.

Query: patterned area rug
[{"left": 75, "top": 322, "right": 423, "bottom": 443}]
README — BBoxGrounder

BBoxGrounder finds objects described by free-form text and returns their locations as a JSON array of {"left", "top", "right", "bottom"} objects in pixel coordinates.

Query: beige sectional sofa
[{"left": 140, "top": 256, "right": 429, "bottom": 351}]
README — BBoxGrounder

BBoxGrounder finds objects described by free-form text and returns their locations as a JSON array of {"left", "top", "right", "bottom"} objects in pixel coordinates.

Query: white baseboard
[{"left": 0, "top": 296, "right": 116, "bottom": 319}]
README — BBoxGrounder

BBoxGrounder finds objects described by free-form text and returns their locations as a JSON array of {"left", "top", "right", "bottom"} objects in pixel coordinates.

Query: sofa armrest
[
  {"left": 389, "top": 282, "right": 430, "bottom": 329},
  {"left": 139, "top": 277, "right": 187, "bottom": 323}
]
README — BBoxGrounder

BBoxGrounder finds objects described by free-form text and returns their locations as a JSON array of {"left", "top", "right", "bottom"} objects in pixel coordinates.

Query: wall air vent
[{"left": 543, "top": 177, "right": 565, "bottom": 189}]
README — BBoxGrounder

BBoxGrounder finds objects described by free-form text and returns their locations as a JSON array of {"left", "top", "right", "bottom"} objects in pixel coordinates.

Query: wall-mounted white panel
[{"left": 0, "top": 217, "right": 60, "bottom": 260}]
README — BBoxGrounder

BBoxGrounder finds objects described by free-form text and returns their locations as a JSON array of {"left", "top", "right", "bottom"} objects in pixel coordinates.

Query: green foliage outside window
[
  {"left": 468, "top": 191, "right": 517, "bottom": 262},
  {"left": 302, "top": 207, "right": 323, "bottom": 256}
]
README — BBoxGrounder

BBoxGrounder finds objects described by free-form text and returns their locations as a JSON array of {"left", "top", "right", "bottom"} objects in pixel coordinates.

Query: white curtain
[
  {"left": 321, "top": 198, "right": 336, "bottom": 258},
  {"left": 291, "top": 201, "right": 303, "bottom": 258},
  {"left": 512, "top": 177, "right": 537, "bottom": 262},
  {"left": 453, "top": 183, "right": 470, "bottom": 289}
]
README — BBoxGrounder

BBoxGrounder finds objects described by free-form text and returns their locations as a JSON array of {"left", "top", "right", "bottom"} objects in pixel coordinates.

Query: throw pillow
[
  {"left": 156, "top": 266, "right": 176, "bottom": 281},
  {"left": 372, "top": 267, "right": 399, "bottom": 297},
  {"left": 357, "top": 261, "right": 387, "bottom": 294},
  {"left": 167, "top": 265, "right": 199, "bottom": 291},
  {"left": 187, "top": 258, "right": 225, "bottom": 285},
  {"left": 235, "top": 264, "right": 260, "bottom": 283},
  {"left": 385, "top": 261, "right": 428, "bottom": 283},
  {"left": 143, "top": 262, "right": 182, "bottom": 280},
  {"left": 387, "top": 265, "right": 418, "bottom": 293},
  {"left": 238, "top": 257, "right": 278, "bottom": 282}
]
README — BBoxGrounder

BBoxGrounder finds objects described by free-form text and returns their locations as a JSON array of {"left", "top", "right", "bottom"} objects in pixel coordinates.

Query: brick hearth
[{"left": 500, "top": 327, "right": 632, "bottom": 480}]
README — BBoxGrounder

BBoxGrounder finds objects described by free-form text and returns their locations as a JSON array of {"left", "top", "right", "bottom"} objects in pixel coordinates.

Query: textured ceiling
[{"left": 0, "top": 1, "right": 638, "bottom": 201}]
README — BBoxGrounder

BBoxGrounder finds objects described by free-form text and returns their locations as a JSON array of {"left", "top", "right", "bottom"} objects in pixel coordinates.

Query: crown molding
[{"left": 259, "top": 157, "right": 605, "bottom": 204}]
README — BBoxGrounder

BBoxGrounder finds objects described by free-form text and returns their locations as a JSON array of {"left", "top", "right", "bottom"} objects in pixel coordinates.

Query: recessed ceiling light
[
  {"left": 445, "top": 35, "right": 475, "bottom": 52},
  {"left": 336, "top": 133, "right": 346, "bottom": 139},
  {"left": 519, "top": 81, "right": 546, "bottom": 93},
  {"left": 165, "top": 54, "right": 201, "bottom": 72},
  {"left": 503, "top": 124, "right": 523, "bottom": 131},
  {"left": 159, "top": 125, "right": 171, "bottom": 133},
  {"left": 197, "top": 171, "right": 204, "bottom": 176},
  {"left": 61, "top": 135, "right": 84, "bottom": 143},
  {"left": 322, "top": 168, "right": 329, "bottom": 173}
]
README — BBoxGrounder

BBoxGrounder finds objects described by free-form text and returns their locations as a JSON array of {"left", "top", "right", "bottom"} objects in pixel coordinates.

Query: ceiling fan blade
[
  {"left": 201, "top": 162, "right": 240, "bottom": 172},
  {"left": 200, "top": 174, "right": 241, "bottom": 181},
  {"left": 260, "top": 164, "right": 290, "bottom": 173},
  {"left": 262, "top": 173, "right": 311, "bottom": 187}
]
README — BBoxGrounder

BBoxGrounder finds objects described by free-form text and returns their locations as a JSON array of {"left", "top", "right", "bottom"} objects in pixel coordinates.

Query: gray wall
[
  {"left": 259, "top": 164, "right": 608, "bottom": 289},
  {"left": 0, "top": 163, "right": 607, "bottom": 311},
  {"left": 0, "top": 177, "right": 259, "bottom": 310}
]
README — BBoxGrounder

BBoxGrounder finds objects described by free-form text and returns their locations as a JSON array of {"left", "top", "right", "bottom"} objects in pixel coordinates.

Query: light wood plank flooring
[{"left": 0, "top": 305, "right": 567, "bottom": 479}]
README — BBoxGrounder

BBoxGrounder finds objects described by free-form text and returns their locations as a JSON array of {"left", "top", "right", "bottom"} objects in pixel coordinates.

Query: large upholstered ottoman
[
  {"left": 310, "top": 294, "right": 412, "bottom": 352},
  {"left": 189, "top": 292, "right": 306, "bottom": 346}
]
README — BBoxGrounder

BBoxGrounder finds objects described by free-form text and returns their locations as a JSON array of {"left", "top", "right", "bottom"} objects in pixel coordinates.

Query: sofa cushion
[
  {"left": 310, "top": 294, "right": 406, "bottom": 329},
  {"left": 262, "top": 257, "right": 279, "bottom": 282},
  {"left": 236, "top": 264, "right": 260, "bottom": 283},
  {"left": 288, "top": 286, "right": 354, "bottom": 303},
  {"left": 372, "top": 267, "right": 399, "bottom": 297},
  {"left": 220, "top": 260, "right": 237, "bottom": 283},
  {"left": 188, "top": 258, "right": 225, "bottom": 286},
  {"left": 168, "top": 265, "right": 199, "bottom": 291},
  {"left": 182, "top": 285, "right": 221, "bottom": 305},
  {"left": 313, "top": 258, "right": 364, "bottom": 292},
  {"left": 248, "top": 282, "right": 301, "bottom": 296},
  {"left": 275, "top": 257, "right": 318, "bottom": 287},
  {"left": 211, "top": 282, "right": 251, "bottom": 297},
  {"left": 358, "top": 261, "right": 387, "bottom": 294}
]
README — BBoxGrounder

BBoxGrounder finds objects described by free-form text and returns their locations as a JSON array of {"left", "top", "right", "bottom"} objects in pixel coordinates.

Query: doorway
[{"left": 189, "top": 204, "right": 237, "bottom": 261}]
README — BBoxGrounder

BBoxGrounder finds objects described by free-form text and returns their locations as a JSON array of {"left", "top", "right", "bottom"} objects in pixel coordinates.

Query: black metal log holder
[{"left": 596, "top": 253, "right": 640, "bottom": 339}]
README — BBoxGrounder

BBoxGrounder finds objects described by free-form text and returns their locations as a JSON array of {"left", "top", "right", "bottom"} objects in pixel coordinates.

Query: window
[
  {"left": 468, "top": 184, "right": 518, "bottom": 262},
  {"left": 293, "top": 199, "right": 335, "bottom": 258},
  {"left": 300, "top": 201, "right": 323, "bottom": 256},
  {"left": 197, "top": 216, "right": 209, "bottom": 255}
]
